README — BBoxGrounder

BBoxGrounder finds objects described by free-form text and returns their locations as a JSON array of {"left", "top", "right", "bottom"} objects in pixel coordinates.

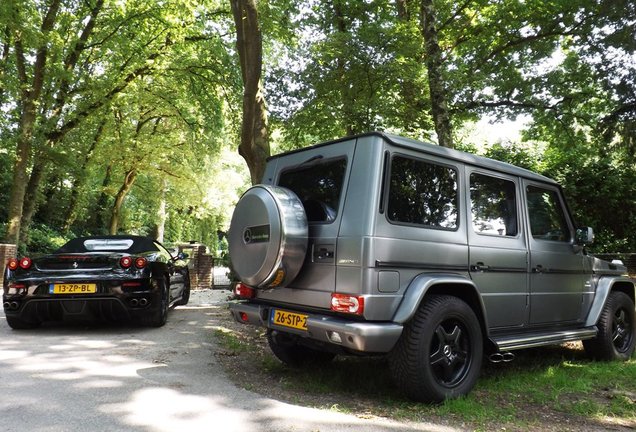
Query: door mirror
[{"left": 575, "top": 227, "right": 594, "bottom": 245}]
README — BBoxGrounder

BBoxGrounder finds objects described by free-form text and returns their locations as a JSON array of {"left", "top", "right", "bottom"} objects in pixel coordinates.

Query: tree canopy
[{"left": 1, "top": 0, "right": 634, "bottom": 254}]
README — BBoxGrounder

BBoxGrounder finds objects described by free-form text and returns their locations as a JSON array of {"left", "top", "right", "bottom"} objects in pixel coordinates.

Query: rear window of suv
[
  {"left": 387, "top": 155, "right": 459, "bottom": 229},
  {"left": 278, "top": 158, "right": 347, "bottom": 223}
]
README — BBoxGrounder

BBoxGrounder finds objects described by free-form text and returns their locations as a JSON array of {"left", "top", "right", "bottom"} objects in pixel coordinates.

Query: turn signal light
[
  {"left": 134, "top": 257, "right": 147, "bottom": 269},
  {"left": 7, "top": 258, "right": 19, "bottom": 271},
  {"left": 18, "top": 257, "right": 32, "bottom": 270},
  {"left": 331, "top": 293, "right": 365, "bottom": 315},
  {"left": 120, "top": 256, "right": 133, "bottom": 268},
  {"left": 234, "top": 283, "right": 255, "bottom": 299}
]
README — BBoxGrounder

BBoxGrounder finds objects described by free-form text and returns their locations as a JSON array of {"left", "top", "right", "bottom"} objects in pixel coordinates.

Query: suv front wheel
[
  {"left": 583, "top": 291, "right": 635, "bottom": 361},
  {"left": 389, "top": 295, "right": 483, "bottom": 403}
]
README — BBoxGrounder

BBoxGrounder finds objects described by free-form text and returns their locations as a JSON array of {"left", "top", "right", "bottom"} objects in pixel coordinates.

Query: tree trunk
[
  {"left": 63, "top": 119, "right": 105, "bottom": 233},
  {"left": 109, "top": 169, "right": 137, "bottom": 235},
  {"left": 3, "top": 0, "right": 62, "bottom": 244},
  {"left": 151, "top": 179, "right": 167, "bottom": 242},
  {"left": 5, "top": 123, "right": 34, "bottom": 244},
  {"left": 333, "top": 1, "right": 358, "bottom": 136},
  {"left": 19, "top": 160, "right": 47, "bottom": 243},
  {"left": 395, "top": 0, "right": 428, "bottom": 133},
  {"left": 396, "top": 0, "right": 410, "bottom": 20},
  {"left": 420, "top": 0, "right": 454, "bottom": 148},
  {"left": 92, "top": 163, "right": 113, "bottom": 233},
  {"left": 230, "top": 0, "right": 269, "bottom": 185}
]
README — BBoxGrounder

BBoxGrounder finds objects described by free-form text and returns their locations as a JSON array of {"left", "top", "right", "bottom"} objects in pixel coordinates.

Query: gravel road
[{"left": 0, "top": 290, "right": 457, "bottom": 432}]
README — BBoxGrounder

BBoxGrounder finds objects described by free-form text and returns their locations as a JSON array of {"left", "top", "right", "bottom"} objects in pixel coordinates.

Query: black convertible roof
[{"left": 55, "top": 235, "right": 159, "bottom": 254}]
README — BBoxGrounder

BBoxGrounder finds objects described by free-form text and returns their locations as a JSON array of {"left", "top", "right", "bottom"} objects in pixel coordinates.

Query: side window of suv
[
  {"left": 470, "top": 173, "right": 518, "bottom": 236},
  {"left": 387, "top": 155, "right": 458, "bottom": 229},
  {"left": 278, "top": 158, "right": 347, "bottom": 223},
  {"left": 526, "top": 185, "right": 571, "bottom": 242}
]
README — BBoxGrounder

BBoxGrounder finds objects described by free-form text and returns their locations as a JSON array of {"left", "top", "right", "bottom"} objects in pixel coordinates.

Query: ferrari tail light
[
  {"left": 7, "top": 258, "right": 19, "bottom": 271},
  {"left": 330, "top": 293, "right": 365, "bottom": 315},
  {"left": 120, "top": 256, "right": 133, "bottom": 268},
  {"left": 134, "top": 257, "right": 147, "bottom": 269},
  {"left": 234, "top": 283, "right": 255, "bottom": 299},
  {"left": 18, "top": 257, "right": 32, "bottom": 270}
]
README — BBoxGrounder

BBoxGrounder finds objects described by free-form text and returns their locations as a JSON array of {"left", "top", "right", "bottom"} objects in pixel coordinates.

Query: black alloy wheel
[
  {"left": 389, "top": 294, "right": 483, "bottom": 403},
  {"left": 584, "top": 291, "right": 635, "bottom": 361}
]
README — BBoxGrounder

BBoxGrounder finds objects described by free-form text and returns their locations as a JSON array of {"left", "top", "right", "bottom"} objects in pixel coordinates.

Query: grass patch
[
  {"left": 214, "top": 309, "right": 635, "bottom": 430},
  {"left": 234, "top": 338, "right": 635, "bottom": 430},
  {"left": 213, "top": 327, "right": 253, "bottom": 353}
]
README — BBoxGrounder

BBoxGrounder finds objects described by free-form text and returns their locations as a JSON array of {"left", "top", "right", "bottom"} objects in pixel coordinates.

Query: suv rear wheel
[
  {"left": 583, "top": 291, "right": 635, "bottom": 361},
  {"left": 389, "top": 295, "right": 483, "bottom": 403},
  {"left": 267, "top": 330, "right": 336, "bottom": 367}
]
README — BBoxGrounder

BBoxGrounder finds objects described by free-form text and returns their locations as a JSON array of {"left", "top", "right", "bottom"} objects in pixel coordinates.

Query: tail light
[
  {"left": 120, "top": 256, "right": 133, "bottom": 268},
  {"left": 7, "top": 258, "right": 19, "bottom": 271},
  {"left": 330, "top": 293, "right": 365, "bottom": 315},
  {"left": 234, "top": 283, "right": 255, "bottom": 299},
  {"left": 134, "top": 257, "right": 147, "bottom": 269},
  {"left": 18, "top": 257, "right": 32, "bottom": 270}
]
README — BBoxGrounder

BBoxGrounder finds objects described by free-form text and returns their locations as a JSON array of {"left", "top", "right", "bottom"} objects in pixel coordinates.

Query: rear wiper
[{"left": 297, "top": 154, "right": 323, "bottom": 167}]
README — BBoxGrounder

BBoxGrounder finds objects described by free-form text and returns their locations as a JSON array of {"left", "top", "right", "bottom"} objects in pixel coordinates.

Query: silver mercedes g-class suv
[{"left": 228, "top": 132, "right": 635, "bottom": 402}]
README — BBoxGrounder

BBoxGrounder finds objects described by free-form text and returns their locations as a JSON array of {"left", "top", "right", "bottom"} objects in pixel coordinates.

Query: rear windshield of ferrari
[
  {"left": 56, "top": 236, "right": 159, "bottom": 253},
  {"left": 84, "top": 239, "right": 134, "bottom": 251}
]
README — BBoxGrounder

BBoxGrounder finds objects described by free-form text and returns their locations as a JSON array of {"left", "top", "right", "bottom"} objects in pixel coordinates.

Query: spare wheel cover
[{"left": 228, "top": 185, "right": 308, "bottom": 288}]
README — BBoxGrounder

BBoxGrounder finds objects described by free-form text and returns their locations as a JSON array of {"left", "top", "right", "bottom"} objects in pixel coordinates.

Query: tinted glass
[
  {"left": 470, "top": 173, "right": 518, "bottom": 236},
  {"left": 278, "top": 158, "right": 347, "bottom": 223},
  {"left": 56, "top": 236, "right": 158, "bottom": 253},
  {"left": 526, "top": 186, "right": 571, "bottom": 242},
  {"left": 387, "top": 155, "right": 458, "bottom": 229}
]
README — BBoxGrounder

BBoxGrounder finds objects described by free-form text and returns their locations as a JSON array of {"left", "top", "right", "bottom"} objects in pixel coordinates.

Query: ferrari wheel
[{"left": 141, "top": 276, "right": 169, "bottom": 327}]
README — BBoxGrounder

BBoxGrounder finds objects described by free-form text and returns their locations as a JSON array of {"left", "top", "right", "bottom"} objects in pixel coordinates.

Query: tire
[
  {"left": 389, "top": 295, "right": 483, "bottom": 403},
  {"left": 583, "top": 291, "right": 635, "bottom": 361},
  {"left": 228, "top": 185, "right": 308, "bottom": 289},
  {"left": 267, "top": 330, "right": 336, "bottom": 367},
  {"left": 141, "top": 277, "right": 169, "bottom": 327},
  {"left": 6, "top": 315, "right": 40, "bottom": 330}
]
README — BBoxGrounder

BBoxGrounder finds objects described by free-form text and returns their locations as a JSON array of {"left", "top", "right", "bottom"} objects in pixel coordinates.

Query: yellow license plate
[
  {"left": 270, "top": 309, "right": 308, "bottom": 331},
  {"left": 49, "top": 283, "right": 97, "bottom": 294}
]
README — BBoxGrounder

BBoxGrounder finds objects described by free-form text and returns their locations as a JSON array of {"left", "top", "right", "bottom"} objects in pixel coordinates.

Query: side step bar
[{"left": 492, "top": 327, "right": 598, "bottom": 351}]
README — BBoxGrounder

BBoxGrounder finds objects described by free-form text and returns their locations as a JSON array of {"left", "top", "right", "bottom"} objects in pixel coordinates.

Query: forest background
[{"left": 0, "top": 0, "right": 634, "bottom": 258}]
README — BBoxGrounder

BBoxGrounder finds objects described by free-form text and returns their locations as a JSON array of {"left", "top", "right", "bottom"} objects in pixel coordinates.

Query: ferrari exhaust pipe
[
  {"left": 3, "top": 302, "right": 11, "bottom": 310},
  {"left": 130, "top": 298, "right": 139, "bottom": 307},
  {"left": 138, "top": 298, "right": 148, "bottom": 307}
]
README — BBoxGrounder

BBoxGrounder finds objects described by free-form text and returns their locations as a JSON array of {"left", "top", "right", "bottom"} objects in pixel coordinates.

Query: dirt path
[{"left": 0, "top": 289, "right": 457, "bottom": 432}]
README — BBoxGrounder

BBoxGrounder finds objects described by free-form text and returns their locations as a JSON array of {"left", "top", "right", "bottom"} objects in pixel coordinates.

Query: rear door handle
[{"left": 470, "top": 262, "right": 490, "bottom": 272}]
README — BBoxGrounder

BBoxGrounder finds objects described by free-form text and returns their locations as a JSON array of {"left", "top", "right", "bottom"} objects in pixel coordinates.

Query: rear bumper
[
  {"left": 3, "top": 279, "right": 161, "bottom": 323},
  {"left": 229, "top": 302, "right": 403, "bottom": 353}
]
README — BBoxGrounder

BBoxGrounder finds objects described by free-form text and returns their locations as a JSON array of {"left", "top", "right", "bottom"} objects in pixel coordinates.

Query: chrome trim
[
  {"left": 229, "top": 302, "right": 403, "bottom": 353},
  {"left": 492, "top": 327, "right": 597, "bottom": 351}
]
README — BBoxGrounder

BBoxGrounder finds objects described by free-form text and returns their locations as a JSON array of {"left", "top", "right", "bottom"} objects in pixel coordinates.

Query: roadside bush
[{"left": 21, "top": 224, "right": 70, "bottom": 256}]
